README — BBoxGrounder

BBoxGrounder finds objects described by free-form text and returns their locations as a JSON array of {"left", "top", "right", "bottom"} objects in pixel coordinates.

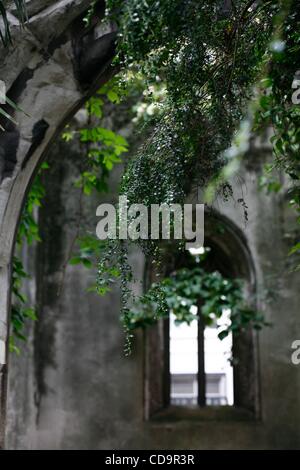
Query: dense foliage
[
  {"left": 253, "top": 2, "right": 300, "bottom": 268},
  {"left": 107, "top": 0, "right": 276, "bottom": 207},
  {"left": 95, "top": 0, "right": 298, "bottom": 349},
  {"left": 127, "top": 264, "right": 267, "bottom": 342},
  {"left": 11, "top": 81, "right": 128, "bottom": 352}
]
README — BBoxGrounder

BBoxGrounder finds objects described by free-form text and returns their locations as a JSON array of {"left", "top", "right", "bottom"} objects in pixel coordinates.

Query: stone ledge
[{"left": 149, "top": 405, "right": 256, "bottom": 424}]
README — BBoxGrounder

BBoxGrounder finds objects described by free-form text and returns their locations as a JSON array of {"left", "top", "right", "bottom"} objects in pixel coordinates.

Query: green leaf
[
  {"left": 107, "top": 90, "right": 120, "bottom": 104},
  {"left": 82, "top": 258, "right": 93, "bottom": 269},
  {"left": 24, "top": 308, "right": 38, "bottom": 321},
  {"left": 69, "top": 257, "right": 83, "bottom": 265},
  {"left": 289, "top": 242, "right": 300, "bottom": 256}
]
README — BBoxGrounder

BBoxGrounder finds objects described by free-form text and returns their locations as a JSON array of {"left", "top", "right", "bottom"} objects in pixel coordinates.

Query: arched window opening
[
  {"left": 169, "top": 247, "right": 234, "bottom": 408},
  {"left": 145, "top": 212, "right": 259, "bottom": 419},
  {"left": 170, "top": 291, "right": 234, "bottom": 407}
]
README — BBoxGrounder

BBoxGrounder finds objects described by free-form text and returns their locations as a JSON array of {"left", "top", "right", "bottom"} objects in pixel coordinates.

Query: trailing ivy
[
  {"left": 252, "top": 1, "right": 300, "bottom": 269},
  {"left": 14, "top": 1, "right": 300, "bottom": 354},
  {"left": 11, "top": 78, "right": 131, "bottom": 354},
  {"left": 11, "top": 162, "right": 48, "bottom": 354},
  {"left": 107, "top": 0, "right": 277, "bottom": 208},
  {"left": 207, "top": 1, "right": 300, "bottom": 269},
  {"left": 63, "top": 78, "right": 130, "bottom": 269},
  {"left": 94, "top": 0, "right": 283, "bottom": 345}
]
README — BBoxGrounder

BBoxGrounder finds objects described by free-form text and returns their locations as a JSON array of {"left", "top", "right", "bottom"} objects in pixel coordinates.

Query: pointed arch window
[{"left": 144, "top": 212, "right": 260, "bottom": 420}]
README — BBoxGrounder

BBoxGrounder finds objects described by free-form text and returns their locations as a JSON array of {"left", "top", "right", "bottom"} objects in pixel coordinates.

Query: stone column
[{"left": 0, "top": 0, "right": 117, "bottom": 447}]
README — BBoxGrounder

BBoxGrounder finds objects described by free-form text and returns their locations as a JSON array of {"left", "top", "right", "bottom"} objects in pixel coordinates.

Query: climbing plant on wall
[
  {"left": 11, "top": 79, "right": 130, "bottom": 353},
  {"left": 253, "top": 2, "right": 300, "bottom": 270},
  {"left": 11, "top": 1, "right": 300, "bottom": 354},
  {"left": 93, "top": 0, "right": 290, "bottom": 350},
  {"left": 106, "top": 0, "right": 276, "bottom": 206},
  {"left": 10, "top": 162, "right": 48, "bottom": 354}
]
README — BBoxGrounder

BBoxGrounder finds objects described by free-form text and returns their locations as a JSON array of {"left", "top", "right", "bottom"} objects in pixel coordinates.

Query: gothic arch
[
  {"left": 0, "top": 0, "right": 117, "bottom": 447},
  {"left": 204, "top": 209, "right": 256, "bottom": 285}
]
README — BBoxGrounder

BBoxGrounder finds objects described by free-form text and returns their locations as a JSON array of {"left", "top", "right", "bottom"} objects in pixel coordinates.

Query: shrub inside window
[{"left": 133, "top": 214, "right": 264, "bottom": 417}]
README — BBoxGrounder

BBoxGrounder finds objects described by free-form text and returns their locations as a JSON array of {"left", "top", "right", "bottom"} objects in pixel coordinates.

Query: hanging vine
[
  {"left": 12, "top": 0, "right": 300, "bottom": 354},
  {"left": 92, "top": 0, "right": 286, "bottom": 347}
]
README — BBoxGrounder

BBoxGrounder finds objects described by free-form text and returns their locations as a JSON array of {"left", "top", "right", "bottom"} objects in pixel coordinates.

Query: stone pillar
[{"left": 0, "top": 0, "right": 117, "bottom": 448}]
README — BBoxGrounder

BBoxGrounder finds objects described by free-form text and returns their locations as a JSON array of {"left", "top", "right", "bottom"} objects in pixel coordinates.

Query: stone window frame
[{"left": 143, "top": 211, "right": 261, "bottom": 421}]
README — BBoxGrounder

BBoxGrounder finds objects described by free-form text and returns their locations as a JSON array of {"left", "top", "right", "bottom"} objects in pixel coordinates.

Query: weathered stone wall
[
  {"left": 2, "top": 0, "right": 300, "bottom": 450},
  {"left": 5, "top": 115, "right": 300, "bottom": 448}
]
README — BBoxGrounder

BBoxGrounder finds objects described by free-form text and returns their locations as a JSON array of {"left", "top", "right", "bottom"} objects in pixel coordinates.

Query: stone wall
[{"left": 5, "top": 115, "right": 300, "bottom": 448}]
